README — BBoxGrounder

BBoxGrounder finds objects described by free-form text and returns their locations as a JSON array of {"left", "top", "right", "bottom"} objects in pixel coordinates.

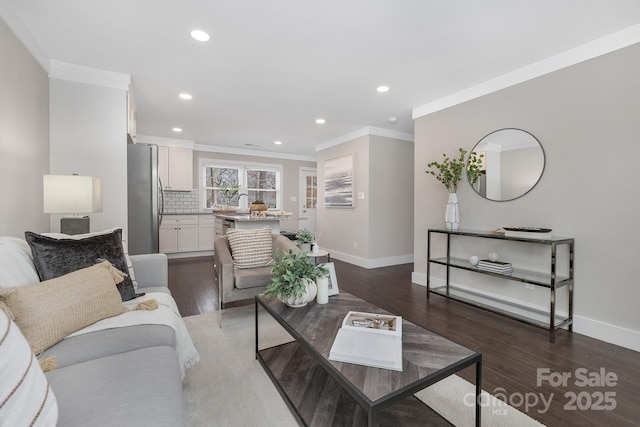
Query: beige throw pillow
[
  {"left": 0, "top": 261, "right": 129, "bottom": 354},
  {"left": 226, "top": 227, "right": 274, "bottom": 269}
]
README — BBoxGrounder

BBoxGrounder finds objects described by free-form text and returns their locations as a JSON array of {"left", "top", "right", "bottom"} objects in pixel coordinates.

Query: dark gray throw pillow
[{"left": 24, "top": 229, "right": 136, "bottom": 301}]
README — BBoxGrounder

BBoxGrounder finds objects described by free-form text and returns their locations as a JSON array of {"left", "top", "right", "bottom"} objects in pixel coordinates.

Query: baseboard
[
  {"left": 165, "top": 250, "right": 214, "bottom": 259},
  {"left": 412, "top": 272, "right": 640, "bottom": 353},
  {"left": 572, "top": 315, "right": 640, "bottom": 352},
  {"left": 329, "top": 250, "right": 413, "bottom": 269}
]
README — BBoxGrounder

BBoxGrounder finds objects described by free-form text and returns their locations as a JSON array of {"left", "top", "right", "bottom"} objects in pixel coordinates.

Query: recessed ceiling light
[
  {"left": 190, "top": 29, "right": 210, "bottom": 42},
  {"left": 376, "top": 85, "right": 390, "bottom": 93},
  {"left": 172, "top": 127, "right": 182, "bottom": 133},
  {"left": 388, "top": 117, "right": 398, "bottom": 124},
  {"left": 315, "top": 118, "right": 326, "bottom": 124},
  {"left": 274, "top": 141, "right": 282, "bottom": 145},
  {"left": 179, "top": 93, "right": 192, "bottom": 100}
]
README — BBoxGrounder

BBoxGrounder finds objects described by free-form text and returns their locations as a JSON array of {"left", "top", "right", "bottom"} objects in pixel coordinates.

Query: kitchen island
[{"left": 213, "top": 212, "right": 288, "bottom": 235}]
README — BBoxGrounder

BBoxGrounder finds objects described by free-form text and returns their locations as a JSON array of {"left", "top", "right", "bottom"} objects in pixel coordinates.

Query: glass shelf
[
  {"left": 429, "top": 257, "right": 572, "bottom": 288},
  {"left": 429, "top": 287, "right": 571, "bottom": 329}
]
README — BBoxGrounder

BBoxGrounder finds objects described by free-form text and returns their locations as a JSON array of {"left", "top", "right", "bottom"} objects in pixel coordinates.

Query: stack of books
[{"left": 477, "top": 259, "right": 513, "bottom": 274}]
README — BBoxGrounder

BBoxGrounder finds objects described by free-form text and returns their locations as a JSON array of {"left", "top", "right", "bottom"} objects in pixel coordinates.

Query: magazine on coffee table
[{"left": 329, "top": 311, "right": 403, "bottom": 371}]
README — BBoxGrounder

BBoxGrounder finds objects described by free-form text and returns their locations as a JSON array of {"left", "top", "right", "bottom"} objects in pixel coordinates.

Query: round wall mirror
[{"left": 468, "top": 128, "right": 545, "bottom": 201}]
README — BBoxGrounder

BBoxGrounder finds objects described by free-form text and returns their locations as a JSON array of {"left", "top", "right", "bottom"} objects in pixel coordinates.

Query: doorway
[{"left": 298, "top": 167, "right": 317, "bottom": 235}]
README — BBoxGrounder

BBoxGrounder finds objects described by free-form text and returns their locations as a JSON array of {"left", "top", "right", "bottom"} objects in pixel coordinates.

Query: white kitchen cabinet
[
  {"left": 159, "top": 215, "right": 198, "bottom": 253},
  {"left": 158, "top": 146, "right": 193, "bottom": 191},
  {"left": 198, "top": 216, "right": 216, "bottom": 251},
  {"left": 214, "top": 217, "right": 224, "bottom": 241}
]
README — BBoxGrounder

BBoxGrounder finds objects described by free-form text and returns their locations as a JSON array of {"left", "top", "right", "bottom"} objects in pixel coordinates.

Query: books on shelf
[
  {"left": 477, "top": 259, "right": 513, "bottom": 274},
  {"left": 329, "top": 311, "right": 403, "bottom": 371}
]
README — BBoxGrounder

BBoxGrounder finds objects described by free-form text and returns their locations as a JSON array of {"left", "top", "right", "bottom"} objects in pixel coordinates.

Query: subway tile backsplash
[{"left": 163, "top": 190, "right": 201, "bottom": 214}]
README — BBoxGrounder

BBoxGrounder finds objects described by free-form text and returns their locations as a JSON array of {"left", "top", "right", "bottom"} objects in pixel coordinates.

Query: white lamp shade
[{"left": 43, "top": 175, "right": 103, "bottom": 214}]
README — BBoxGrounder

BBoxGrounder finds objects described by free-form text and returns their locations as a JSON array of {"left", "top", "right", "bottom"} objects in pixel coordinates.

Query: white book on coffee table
[{"left": 329, "top": 327, "right": 403, "bottom": 371}]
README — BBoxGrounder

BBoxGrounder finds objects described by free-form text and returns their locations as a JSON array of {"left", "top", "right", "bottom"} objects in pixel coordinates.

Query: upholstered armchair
[{"left": 213, "top": 233, "right": 300, "bottom": 309}]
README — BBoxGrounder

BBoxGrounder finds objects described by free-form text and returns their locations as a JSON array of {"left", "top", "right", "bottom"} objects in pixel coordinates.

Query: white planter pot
[
  {"left": 299, "top": 243, "right": 311, "bottom": 253},
  {"left": 445, "top": 192, "right": 460, "bottom": 231},
  {"left": 279, "top": 278, "right": 317, "bottom": 308}
]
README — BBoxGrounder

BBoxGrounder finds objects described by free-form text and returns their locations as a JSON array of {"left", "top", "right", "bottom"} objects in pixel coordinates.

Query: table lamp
[{"left": 43, "top": 174, "right": 103, "bottom": 235}]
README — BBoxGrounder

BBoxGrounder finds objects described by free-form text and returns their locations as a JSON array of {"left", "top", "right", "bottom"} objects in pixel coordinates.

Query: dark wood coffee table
[{"left": 255, "top": 293, "right": 482, "bottom": 426}]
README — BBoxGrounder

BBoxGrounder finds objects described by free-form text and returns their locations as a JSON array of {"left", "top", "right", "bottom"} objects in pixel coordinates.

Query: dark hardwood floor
[{"left": 169, "top": 256, "right": 640, "bottom": 427}]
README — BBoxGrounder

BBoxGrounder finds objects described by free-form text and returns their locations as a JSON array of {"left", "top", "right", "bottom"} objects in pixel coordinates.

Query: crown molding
[
  {"left": 136, "top": 134, "right": 195, "bottom": 149},
  {"left": 193, "top": 143, "right": 316, "bottom": 162},
  {"left": 49, "top": 60, "right": 131, "bottom": 91},
  {"left": 413, "top": 23, "right": 640, "bottom": 119},
  {"left": 315, "top": 126, "right": 414, "bottom": 153}
]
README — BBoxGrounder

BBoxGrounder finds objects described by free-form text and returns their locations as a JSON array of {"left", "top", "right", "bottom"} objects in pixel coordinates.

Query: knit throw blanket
[{"left": 67, "top": 292, "right": 200, "bottom": 378}]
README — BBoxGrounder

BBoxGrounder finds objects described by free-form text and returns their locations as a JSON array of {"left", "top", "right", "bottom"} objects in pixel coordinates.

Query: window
[
  {"left": 204, "top": 167, "right": 240, "bottom": 208},
  {"left": 201, "top": 160, "right": 282, "bottom": 210}
]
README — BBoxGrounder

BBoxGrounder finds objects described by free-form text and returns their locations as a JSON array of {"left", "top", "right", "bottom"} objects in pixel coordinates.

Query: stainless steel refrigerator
[{"left": 127, "top": 143, "right": 164, "bottom": 254}]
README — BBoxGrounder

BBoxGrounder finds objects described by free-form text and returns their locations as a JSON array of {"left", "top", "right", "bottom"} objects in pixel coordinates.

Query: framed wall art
[
  {"left": 320, "top": 262, "right": 339, "bottom": 296},
  {"left": 324, "top": 154, "right": 354, "bottom": 208}
]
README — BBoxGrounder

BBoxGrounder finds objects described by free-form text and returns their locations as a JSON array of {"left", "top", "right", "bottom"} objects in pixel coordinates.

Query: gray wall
[
  {"left": 0, "top": 18, "right": 50, "bottom": 236},
  {"left": 317, "top": 134, "right": 414, "bottom": 268},
  {"left": 49, "top": 79, "right": 129, "bottom": 235},
  {"left": 413, "top": 43, "right": 640, "bottom": 350}
]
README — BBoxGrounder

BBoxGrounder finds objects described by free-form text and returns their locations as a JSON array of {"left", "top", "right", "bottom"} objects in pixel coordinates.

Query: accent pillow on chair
[
  {"left": 0, "top": 309, "right": 59, "bottom": 426},
  {"left": 226, "top": 227, "right": 274, "bottom": 269},
  {"left": 24, "top": 228, "right": 136, "bottom": 301},
  {"left": 0, "top": 261, "right": 129, "bottom": 354}
]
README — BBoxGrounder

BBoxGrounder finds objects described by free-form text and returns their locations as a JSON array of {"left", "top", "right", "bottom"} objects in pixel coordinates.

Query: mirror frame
[{"left": 468, "top": 128, "right": 546, "bottom": 202}]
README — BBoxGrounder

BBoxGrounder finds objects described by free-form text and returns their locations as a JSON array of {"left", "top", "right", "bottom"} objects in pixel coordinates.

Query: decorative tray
[{"left": 503, "top": 227, "right": 552, "bottom": 233}]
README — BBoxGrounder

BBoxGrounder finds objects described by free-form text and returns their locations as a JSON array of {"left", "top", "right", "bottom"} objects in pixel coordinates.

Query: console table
[{"left": 427, "top": 228, "right": 574, "bottom": 342}]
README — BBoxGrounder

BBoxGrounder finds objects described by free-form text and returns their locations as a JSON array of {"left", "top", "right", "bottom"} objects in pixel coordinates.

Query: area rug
[{"left": 182, "top": 305, "right": 545, "bottom": 427}]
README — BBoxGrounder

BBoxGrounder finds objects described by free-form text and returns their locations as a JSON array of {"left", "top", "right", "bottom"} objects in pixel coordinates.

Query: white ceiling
[{"left": 2, "top": 0, "right": 640, "bottom": 158}]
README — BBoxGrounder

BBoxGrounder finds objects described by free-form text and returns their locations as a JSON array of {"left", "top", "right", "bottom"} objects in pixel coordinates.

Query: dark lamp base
[{"left": 61, "top": 216, "right": 90, "bottom": 235}]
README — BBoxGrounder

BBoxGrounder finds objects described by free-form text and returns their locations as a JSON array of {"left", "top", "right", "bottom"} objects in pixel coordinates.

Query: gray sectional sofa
[
  {"left": 44, "top": 254, "right": 185, "bottom": 427},
  {"left": 0, "top": 236, "right": 189, "bottom": 427}
]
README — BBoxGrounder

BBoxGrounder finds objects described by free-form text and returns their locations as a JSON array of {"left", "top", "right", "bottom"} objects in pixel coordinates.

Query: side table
[{"left": 306, "top": 248, "right": 330, "bottom": 264}]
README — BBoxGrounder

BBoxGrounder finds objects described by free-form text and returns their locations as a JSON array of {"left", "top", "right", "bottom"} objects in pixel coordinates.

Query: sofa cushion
[
  {"left": 0, "top": 237, "right": 40, "bottom": 289},
  {"left": 234, "top": 266, "right": 274, "bottom": 290},
  {"left": 25, "top": 229, "right": 136, "bottom": 301},
  {"left": 0, "top": 261, "right": 128, "bottom": 354},
  {"left": 46, "top": 346, "right": 184, "bottom": 427},
  {"left": 226, "top": 227, "right": 274, "bottom": 269},
  {"left": 41, "top": 324, "right": 175, "bottom": 369},
  {"left": 0, "top": 309, "right": 58, "bottom": 426}
]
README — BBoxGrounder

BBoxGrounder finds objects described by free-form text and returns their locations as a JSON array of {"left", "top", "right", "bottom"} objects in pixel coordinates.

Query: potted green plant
[
  {"left": 264, "top": 250, "right": 328, "bottom": 307},
  {"left": 425, "top": 148, "right": 483, "bottom": 231},
  {"left": 295, "top": 228, "right": 314, "bottom": 252},
  {"left": 213, "top": 174, "right": 239, "bottom": 210}
]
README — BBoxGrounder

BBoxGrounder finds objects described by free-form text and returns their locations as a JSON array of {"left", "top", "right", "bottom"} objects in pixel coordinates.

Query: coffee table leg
[
  {"left": 255, "top": 298, "right": 259, "bottom": 360},
  {"left": 476, "top": 356, "right": 482, "bottom": 427}
]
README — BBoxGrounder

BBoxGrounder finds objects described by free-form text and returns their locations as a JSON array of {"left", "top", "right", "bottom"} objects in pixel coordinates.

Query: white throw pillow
[
  {"left": 0, "top": 237, "right": 40, "bottom": 289},
  {"left": 226, "top": 227, "right": 274, "bottom": 269},
  {"left": 0, "top": 309, "right": 58, "bottom": 426}
]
